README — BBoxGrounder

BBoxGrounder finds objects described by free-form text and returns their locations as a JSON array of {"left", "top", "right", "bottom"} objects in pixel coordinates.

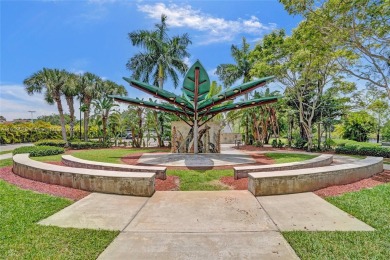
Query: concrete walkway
[
  {"left": 0, "top": 153, "right": 12, "bottom": 160},
  {"left": 0, "top": 143, "right": 33, "bottom": 152},
  {"left": 39, "top": 191, "right": 374, "bottom": 259}
]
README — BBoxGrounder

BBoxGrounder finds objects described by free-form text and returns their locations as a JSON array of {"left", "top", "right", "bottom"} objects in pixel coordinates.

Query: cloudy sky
[{"left": 0, "top": 0, "right": 301, "bottom": 120}]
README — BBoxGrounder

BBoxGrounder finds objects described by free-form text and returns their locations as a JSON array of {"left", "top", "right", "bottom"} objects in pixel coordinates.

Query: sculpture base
[{"left": 171, "top": 121, "right": 221, "bottom": 153}]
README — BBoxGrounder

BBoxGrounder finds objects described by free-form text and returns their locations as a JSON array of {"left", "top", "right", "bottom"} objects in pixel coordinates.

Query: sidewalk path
[
  {"left": 0, "top": 143, "right": 33, "bottom": 152},
  {"left": 39, "top": 191, "right": 374, "bottom": 259}
]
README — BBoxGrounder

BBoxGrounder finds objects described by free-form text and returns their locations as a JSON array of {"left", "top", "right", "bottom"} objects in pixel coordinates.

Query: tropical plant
[
  {"left": 62, "top": 73, "right": 78, "bottom": 139},
  {"left": 127, "top": 14, "right": 191, "bottom": 89},
  {"left": 78, "top": 72, "right": 101, "bottom": 141},
  {"left": 24, "top": 68, "right": 70, "bottom": 144},
  {"left": 92, "top": 97, "right": 118, "bottom": 142},
  {"left": 216, "top": 37, "right": 255, "bottom": 144}
]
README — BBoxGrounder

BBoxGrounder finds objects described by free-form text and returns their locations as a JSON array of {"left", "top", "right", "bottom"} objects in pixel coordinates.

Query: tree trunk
[
  {"left": 55, "top": 95, "right": 68, "bottom": 145},
  {"left": 83, "top": 97, "right": 91, "bottom": 141},
  {"left": 65, "top": 96, "right": 75, "bottom": 139}
]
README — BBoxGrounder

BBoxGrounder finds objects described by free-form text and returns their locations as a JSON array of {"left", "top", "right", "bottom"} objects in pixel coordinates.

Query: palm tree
[
  {"left": 78, "top": 72, "right": 101, "bottom": 141},
  {"left": 216, "top": 37, "right": 254, "bottom": 144},
  {"left": 92, "top": 97, "right": 118, "bottom": 142},
  {"left": 24, "top": 68, "right": 69, "bottom": 143},
  {"left": 62, "top": 73, "right": 78, "bottom": 139},
  {"left": 127, "top": 14, "right": 191, "bottom": 89}
]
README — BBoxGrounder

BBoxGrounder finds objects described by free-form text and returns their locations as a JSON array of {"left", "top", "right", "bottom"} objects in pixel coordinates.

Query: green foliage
[
  {"left": 0, "top": 180, "right": 118, "bottom": 258},
  {"left": 323, "top": 138, "right": 336, "bottom": 150},
  {"left": 13, "top": 146, "right": 64, "bottom": 157},
  {"left": 36, "top": 113, "right": 72, "bottom": 125},
  {"left": 69, "top": 141, "right": 112, "bottom": 150},
  {"left": 271, "top": 139, "right": 278, "bottom": 148},
  {"left": 382, "top": 120, "right": 390, "bottom": 142},
  {"left": 342, "top": 111, "right": 376, "bottom": 142},
  {"left": 335, "top": 141, "right": 390, "bottom": 158},
  {"left": 254, "top": 141, "right": 263, "bottom": 147},
  {"left": 0, "top": 121, "right": 62, "bottom": 144},
  {"left": 277, "top": 140, "right": 285, "bottom": 148},
  {"left": 35, "top": 139, "right": 66, "bottom": 147},
  {"left": 293, "top": 137, "right": 307, "bottom": 149}
]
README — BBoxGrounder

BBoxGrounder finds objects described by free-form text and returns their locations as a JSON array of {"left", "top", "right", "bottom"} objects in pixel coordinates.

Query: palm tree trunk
[
  {"left": 65, "top": 96, "right": 75, "bottom": 139},
  {"left": 102, "top": 115, "right": 107, "bottom": 142},
  {"left": 83, "top": 98, "right": 91, "bottom": 141},
  {"left": 55, "top": 96, "right": 68, "bottom": 145}
]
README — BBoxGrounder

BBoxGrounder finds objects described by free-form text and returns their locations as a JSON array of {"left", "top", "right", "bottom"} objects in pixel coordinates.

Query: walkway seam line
[
  {"left": 255, "top": 196, "right": 282, "bottom": 233},
  {"left": 121, "top": 196, "right": 151, "bottom": 232}
]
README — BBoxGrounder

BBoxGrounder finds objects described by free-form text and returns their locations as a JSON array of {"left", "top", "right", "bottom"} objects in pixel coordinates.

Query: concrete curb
[{"left": 12, "top": 154, "right": 156, "bottom": 197}]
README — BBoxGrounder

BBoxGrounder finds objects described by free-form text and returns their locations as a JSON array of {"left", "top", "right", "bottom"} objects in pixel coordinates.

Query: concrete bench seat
[
  {"left": 62, "top": 155, "right": 166, "bottom": 180},
  {"left": 234, "top": 154, "right": 333, "bottom": 179},
  {"left": 248, "top": 157, "right": 383, "bottom": 196},
  {"left": 13, "top": 154, "right": 155, "bottom": 197}
]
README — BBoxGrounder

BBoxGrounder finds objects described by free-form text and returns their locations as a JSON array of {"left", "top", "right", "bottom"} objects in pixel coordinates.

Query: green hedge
[
  {"left": 13, "top": 146, "right": 65, "bottom": 157},
  {"left": 35, "top": 139, "right": 67, "bottom": 147},
  {"left": 69, "top": 141, "right": 112, "bottom": 150},
  {"left": 335, "top": 144, "right": 390, "bottom": 158}
]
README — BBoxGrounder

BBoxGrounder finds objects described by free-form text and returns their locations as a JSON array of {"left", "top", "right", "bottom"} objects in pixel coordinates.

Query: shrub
[
  {"left": 277, "top": 140, "right": 284, "bottom": 148},
  {"left": 13, "top": 146, "right": 64, "bottom": 157},
  {"left": 271, "top": 139, "right": 278, "bottom": 148},
  {"left": 69, "top": 141, "right": 112, "bottom": 150},
  {"left": 35, "top": 139, "right": 66, "bottom": 147},
  {"left": 335, "top": 143, "right": 390, "bottom": 158},
  {"left": 293, "top": 137, "right": 307, "bottom": 149},
  {"left": 254, "top": 141, "right": 263, "bottom": 147}
]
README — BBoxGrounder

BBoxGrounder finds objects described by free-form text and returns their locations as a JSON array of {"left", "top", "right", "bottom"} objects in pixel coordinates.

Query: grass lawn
[
  {"left": 283, "top": 183, "right": 390, "bottom": 259},
  {"left": 0, "top": 180, "right": 118, "bottom": 259},
  {"left": 0, "top": 158, "right": 13, "bottom": 167},
  {"left": 0, "top": 150, "right": 12, "bottom": 155},
  {"left": 264, "top": 152, "right": 317, "bottom": 164},
  {"left": 167, "top": 169, "right": 233, "bottom": 191},
  {"left": 71, "top": 148, "right": 166, "bottom": 164}
]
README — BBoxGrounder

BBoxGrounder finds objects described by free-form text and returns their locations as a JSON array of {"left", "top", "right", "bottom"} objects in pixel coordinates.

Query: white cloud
[
  {"left": 0, "top": 84, "right": 71, "bottom": 121},
  {"left": 137, "top": 3, "right": 276, "bottom": 44}
]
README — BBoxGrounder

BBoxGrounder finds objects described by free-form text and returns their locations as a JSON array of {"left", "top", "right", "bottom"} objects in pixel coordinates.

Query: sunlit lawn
[
  {"left": 283, "top": 183, "right": 390, "bottom": 259},
  {"left": 264, "top": 152, "right": 317, "bottom": 164},
  {"left": 0, "top": 179, "right": 118, "bottom": 259}
]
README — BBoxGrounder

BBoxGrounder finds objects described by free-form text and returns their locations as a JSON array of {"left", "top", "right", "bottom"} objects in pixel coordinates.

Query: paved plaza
[{"left": 40, "top": 191, "right": 374, "bottom": 259}]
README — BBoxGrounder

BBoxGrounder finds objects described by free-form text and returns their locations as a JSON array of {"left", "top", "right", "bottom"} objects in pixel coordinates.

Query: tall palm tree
[
  {"left": 216, "top": 37, "right": 254, "bottom": 144},
  {"left": 92, "top": 97, "right": 118, "bottom": 142},
  {"left": 127, "top": 14, "right": 191, "bottom": 89},
  {"left": 62, "top": 73, "right": 78, "bottom": 139},
  {"left": 78, "top": 72, "right": 101, "bottom": 141},
  {"left": 24, "top": 68, "right": 69, "bottom": 143}
]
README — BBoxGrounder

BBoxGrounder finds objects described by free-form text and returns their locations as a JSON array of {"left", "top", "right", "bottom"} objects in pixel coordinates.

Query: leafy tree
[
  {"left": 24, "top": 68, "right": 69, "bottom": 144},
  {"left": 127, "top": 14, "right": 191, "bottom": 89},
  {"left": 36, "top": 113, "right": 71, "bottom": 125},
  {"left": 216, "top": 37, "right": 255, "bottom": 144},
  {"left": 342, "top": 111, "right": 376, "bottom": 142},
  {"left": 279, "top": 0, "right": 390, "bottom": 99},
  {"left": 0, "top": 116, "right": 6, "bottom": 122},
  {"left": 382, "top": 120, "right": 390, "bottom": 142}
]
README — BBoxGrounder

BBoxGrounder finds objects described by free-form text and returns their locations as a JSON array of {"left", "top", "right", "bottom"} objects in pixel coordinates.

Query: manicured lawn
[
  {"left": 264, "top": 152, "right": 317, "bottom": 164},
  {"left": 32, "top": 154, "right": 63, "bottom": 162},
  {"left": 283, "top": 183, "right": 390, "bottom": 259},
  {"left": 71, "top": 148, "right": 166, "bottom": 164},
  {"left": 167, "top": 169, "right": 233, "bottom": 191},
  {"left": 0, "top": 180, "right": 118, "bottom": 259},
  {"left": 0, "top": 159, "right": 13, "bottom": 167}
]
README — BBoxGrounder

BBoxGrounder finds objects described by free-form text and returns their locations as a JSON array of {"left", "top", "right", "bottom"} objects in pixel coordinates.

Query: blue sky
[{"left": 0, "top": 0, "right": 301, "bottom": 120}]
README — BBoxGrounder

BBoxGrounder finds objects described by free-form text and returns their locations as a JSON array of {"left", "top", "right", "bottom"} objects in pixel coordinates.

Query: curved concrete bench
[
  {"left": 13, "top": 154, "right": 155, "bottom": 197},
  {"left": 248, "top": 157, "right": 383, "bottom": 196},
  {"left": 234, "top": 154, "right": 333, "bottom": 180},
  {"left": 62, "top": 155, "right": 166, "bottom": 180}
]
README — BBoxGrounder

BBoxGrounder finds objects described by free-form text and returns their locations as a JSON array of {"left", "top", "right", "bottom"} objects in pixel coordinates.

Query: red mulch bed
[
  {"left": 0, "top": 166, "right": 90, "bottom": 201},
  {"left": 314, "top": 170, "right": 390, "bottom": 197},
  {"left": 220, "top": 176, "right": 248, "bottom": 190},
  {"left": 155, "top": 176, "right": 180, "bottom": 191}
]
